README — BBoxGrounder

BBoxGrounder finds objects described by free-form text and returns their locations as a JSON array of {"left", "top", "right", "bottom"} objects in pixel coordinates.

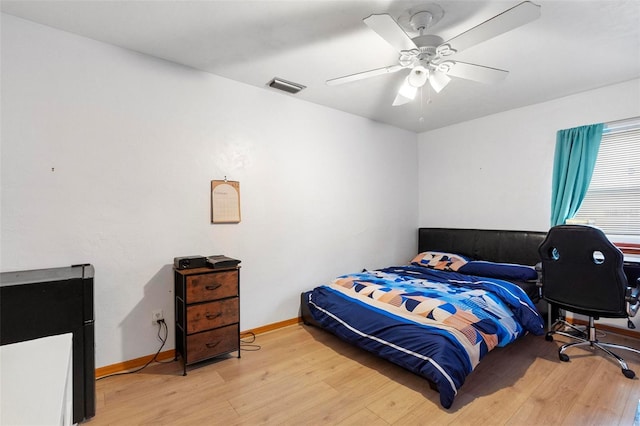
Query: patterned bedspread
[{"left": 306, "top": 265, "right": 544, "bottom": 408}]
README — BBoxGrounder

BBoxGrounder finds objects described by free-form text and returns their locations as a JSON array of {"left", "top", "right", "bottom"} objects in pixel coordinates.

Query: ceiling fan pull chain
[{"left": 420, "top": 86, "right": 423, "bottom": 116}]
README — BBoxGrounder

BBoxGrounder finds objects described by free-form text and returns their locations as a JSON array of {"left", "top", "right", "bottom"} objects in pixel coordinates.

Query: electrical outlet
[{"left": 152, "top": 309, "right": 164, "bottom": 324}]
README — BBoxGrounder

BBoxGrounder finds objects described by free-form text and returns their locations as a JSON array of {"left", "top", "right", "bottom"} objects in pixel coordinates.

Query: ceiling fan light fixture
[
  {"left": 407, "top": 66, "right": 428, "bottom": 87},
  {"left": 397, "top": 77, "right": 418, "bottom": 100},
  {"left": 392, "top": 92, "right": 414, "bottom": 106},
  {"left": 429, "top": 70, "right": 451, "bottom": 93}
]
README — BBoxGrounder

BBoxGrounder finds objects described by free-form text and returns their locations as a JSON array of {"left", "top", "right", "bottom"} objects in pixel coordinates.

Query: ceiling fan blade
[
  {"left": 446, "top": 62, "right": 509, "bottom": 84},
  {"left": 442, "top": 1, "right": 541, "bottom": 54},
  {"left": 326, "top": 64, "right": 404, "bottom": 86},
  {"left": 429, "top": 70, "right": 451, "bottom": 93},
  {"left": 363, "top": 14, "right": 417, "bottom": 52}
]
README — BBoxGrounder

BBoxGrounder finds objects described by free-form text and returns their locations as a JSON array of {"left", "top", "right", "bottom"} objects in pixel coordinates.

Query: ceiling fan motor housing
[
  {"left": 399, "top": 34, "right": 444, "bottom": 68},
  {"left": 412, "top": 34, "right": 444, "bottom": 50}
]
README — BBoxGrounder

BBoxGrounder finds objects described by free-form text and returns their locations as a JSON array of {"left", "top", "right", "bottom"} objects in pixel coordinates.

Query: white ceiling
[{"left": 2, "top": 0, "right": 640, "bottom": 133}]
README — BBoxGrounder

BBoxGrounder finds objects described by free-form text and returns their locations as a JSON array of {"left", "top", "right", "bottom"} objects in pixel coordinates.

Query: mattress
[{"left": 303, "top": 265, "right": 544, "bottom": 408}]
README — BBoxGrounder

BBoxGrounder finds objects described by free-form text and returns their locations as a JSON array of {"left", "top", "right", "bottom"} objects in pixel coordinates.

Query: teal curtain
[{"left": 550, "top": 123, "right": 604, "bottom": 227}]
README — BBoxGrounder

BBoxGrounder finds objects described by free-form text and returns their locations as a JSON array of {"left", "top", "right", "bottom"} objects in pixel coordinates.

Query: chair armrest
[
  {"left": 535, "top": 262, "right": 543, "bottom": 299},
  {"left": 626, "top": 278, "right": 640, "bottom": 318},
  {"left": 535, "top": 262, "right": 543, "bottom": 286}
]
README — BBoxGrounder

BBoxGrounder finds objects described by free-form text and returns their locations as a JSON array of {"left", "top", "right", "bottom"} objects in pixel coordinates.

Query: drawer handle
[
  {"left": 205, "top": 341, "right": 221, "bottom": 349},
  {"left": 205, "top": 312, "right": 222, "bottom": 320},
  {"left": 205, "top": 284, "right": 222, "bottom": 291}
]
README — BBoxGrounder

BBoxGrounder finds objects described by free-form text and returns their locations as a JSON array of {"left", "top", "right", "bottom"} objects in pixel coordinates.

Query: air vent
[{"left": 267, "top": 78, "right": 306, "bottom": 94}]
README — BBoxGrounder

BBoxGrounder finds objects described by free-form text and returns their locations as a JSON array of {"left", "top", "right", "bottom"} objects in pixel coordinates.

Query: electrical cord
[
  {"left": 152, "top": 320, "right": 175, "bottom": 364},
  {"left": 97, "top": 318, "right": 169, "bottom": 380},
  {"left": 98, "top": 321, "right": 260, "bottom": 380},
  {"left": 240, "top": 331, "right": 261, "bottom": 352}
]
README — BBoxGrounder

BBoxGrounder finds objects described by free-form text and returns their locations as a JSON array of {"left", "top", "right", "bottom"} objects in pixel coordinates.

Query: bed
[{"left": 300, "top": 227, "right": 547, "bottom": 409}]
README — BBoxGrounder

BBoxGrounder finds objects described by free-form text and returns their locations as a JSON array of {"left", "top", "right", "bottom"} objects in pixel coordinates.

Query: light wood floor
[{"left": 88, "top": 324, "right": 640, "bottom": 425}]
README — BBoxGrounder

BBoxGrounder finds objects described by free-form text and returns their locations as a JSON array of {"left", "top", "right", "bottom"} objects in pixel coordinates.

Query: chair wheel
[
  {"left": 545, "top": 333, "right": 554, "bottom": 342},
  {"left": 559, "top": 353, "right": 570, "bottom": 362},
  {"left": 622, "top": 369, "right": 636, "bottom": 379}
]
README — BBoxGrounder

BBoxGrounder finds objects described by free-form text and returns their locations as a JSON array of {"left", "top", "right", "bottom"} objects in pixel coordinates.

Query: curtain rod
[{"left": 603, "top": 116, "right": 640, "bottom": 134}]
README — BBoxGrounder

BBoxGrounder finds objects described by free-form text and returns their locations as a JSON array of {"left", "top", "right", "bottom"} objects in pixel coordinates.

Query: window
[{"left": 572, "top": 118, "right": 640, "bottom": 242}]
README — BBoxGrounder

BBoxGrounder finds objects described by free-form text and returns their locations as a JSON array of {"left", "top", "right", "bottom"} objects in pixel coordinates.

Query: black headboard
[{"left": 418, "top": 228, "right": 547, "bottom": 266}]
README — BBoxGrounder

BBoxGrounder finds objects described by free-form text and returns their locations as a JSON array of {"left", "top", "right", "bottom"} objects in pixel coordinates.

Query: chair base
[
  {"left": 545, "top": 316, "right": 587, "bottom": 342},
  {"left": 546, "top": 316, "right": 640, "bottom": 379},
  {"left": 545, "top": 309, "right": 588, "bottom": 343}
]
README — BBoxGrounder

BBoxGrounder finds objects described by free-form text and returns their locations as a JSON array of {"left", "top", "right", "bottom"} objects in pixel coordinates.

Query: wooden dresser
[{"left": 174, "top": 266, "right": 240, "bottom": 375}]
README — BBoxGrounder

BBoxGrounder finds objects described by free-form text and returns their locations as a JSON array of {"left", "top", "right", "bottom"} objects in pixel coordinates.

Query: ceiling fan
[{"left": 327, "top": 1, "right": 541, "bottom": 106}]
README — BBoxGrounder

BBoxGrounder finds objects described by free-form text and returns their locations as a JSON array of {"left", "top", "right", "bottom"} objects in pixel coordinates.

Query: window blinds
[{"left": 573, "top": 124, "right": 640, "bottom": 235}]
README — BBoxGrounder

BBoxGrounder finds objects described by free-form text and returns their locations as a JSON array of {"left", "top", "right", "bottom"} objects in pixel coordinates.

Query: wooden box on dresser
[{"left": 174, "top": 266, "right": 240, "bottom": 375}]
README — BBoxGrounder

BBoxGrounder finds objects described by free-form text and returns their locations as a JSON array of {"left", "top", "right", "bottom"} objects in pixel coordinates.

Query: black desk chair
[{"left": 538, "top": 225, "right": 640, "bottom": 378}]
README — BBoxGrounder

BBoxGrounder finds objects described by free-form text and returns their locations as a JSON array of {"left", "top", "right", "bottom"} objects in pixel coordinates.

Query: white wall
[
  {"left": 417, "top": 78, "right": 640, "bottom": 329},
  {"left": 417, "top": 78, "right": 640, "bottom": 232},
  {"left": 0, "top": 14, "right": 419, "bottom": 368}
]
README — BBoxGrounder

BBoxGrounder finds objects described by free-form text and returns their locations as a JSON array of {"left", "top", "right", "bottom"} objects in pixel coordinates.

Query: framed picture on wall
[
  {"left": 211, "top": 180, "right": 241, "bottom": 223},
  {"left": 211, "top": 179, "right": 240, "bottom": 223}
]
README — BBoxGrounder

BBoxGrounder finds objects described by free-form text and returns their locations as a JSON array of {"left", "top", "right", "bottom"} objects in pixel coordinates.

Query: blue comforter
[{"left": 306, "top": 265, "right": 544, "bottom": 408}]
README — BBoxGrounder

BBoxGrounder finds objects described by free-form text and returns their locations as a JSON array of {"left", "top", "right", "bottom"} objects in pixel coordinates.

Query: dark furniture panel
[
  {"left": 418, "top": 227, "right": 546, "bottom": 265},
  {"left": 186, "top": 324, "right": 240, "bottom": 363},
  {"left": 0, "top": 265, "right": 95, "bottom": 424},
  {"left": 174, "top": 266, "right": 240, "bottom": 375},
  {"left": 185, "top": 270, "right": 238, "bottom": 304},
  {"left": 186, "top": 298, "right": 239, "bottom": 333}
]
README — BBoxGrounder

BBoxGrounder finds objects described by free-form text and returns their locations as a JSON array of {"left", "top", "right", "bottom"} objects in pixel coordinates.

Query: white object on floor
[{"left": 0, "top": 333, "right": 73, "bottom": 425}]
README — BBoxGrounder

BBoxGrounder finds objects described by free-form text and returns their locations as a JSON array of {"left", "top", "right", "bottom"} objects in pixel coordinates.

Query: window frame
[{"left": 571, "top": 117, "right": 640, "bottom": 249}]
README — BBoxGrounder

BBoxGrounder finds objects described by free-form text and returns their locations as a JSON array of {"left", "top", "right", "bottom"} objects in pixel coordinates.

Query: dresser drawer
[
  {"left": 186, "top": 324, "right": 239, "bottom": 364},
  {"left": 186, "top": 298, "right": 239, "bottom": 334},
  {"left": 186, "top": 270, "right": 238, "bottom": 304}
]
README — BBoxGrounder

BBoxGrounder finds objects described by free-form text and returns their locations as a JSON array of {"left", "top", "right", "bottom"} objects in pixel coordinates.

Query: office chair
[{"left": 538, "top": 225, "right": 640, "bottom": 378}]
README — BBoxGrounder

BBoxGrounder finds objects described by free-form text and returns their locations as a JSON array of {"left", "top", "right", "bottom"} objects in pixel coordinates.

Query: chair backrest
[{"left": 538, "top": 225, "right": 628, "bottom": 317}]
